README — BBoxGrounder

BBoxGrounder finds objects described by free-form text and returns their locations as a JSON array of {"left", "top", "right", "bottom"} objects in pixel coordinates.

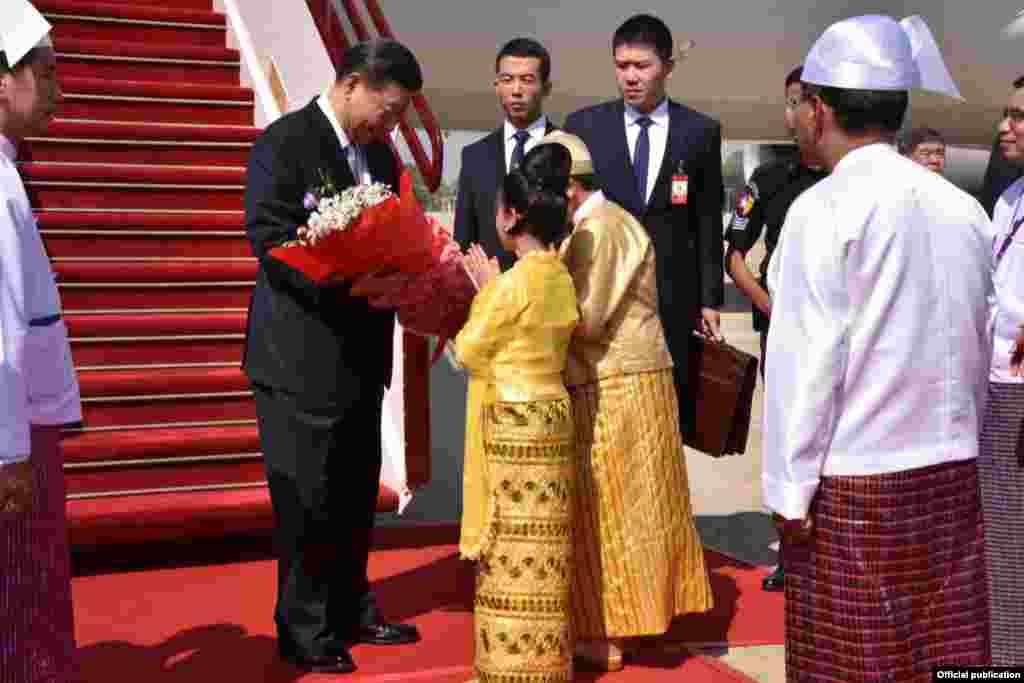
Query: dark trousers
[{"left": 254, "top": 384, "right": 384, "bottom": 657}]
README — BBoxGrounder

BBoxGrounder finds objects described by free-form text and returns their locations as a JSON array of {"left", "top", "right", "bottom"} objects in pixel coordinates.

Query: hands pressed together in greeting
[{"left": 463, "top": 244, "right": 501, "bottom": 291}]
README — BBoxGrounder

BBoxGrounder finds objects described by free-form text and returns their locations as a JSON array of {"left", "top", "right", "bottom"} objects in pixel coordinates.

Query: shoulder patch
[{"left": 735, "top": 182, "right": 759, "bottom": 218}]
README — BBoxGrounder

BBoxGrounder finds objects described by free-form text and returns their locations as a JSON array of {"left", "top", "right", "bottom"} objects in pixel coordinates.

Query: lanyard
[{"left": 996, "top": 196, "right": 1024, "bottom": 265}]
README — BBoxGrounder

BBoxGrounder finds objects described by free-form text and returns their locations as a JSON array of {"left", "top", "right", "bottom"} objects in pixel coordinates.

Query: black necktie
[
  {"left": 510, "top": 130, "right": 530, "bottom": 171},
  {"left": 633, "top": 116, "right": 653, "bottom": 205}
]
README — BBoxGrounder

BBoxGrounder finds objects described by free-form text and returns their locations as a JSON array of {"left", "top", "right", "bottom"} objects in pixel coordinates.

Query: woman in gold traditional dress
[
  {"left": 540, "top": 132, "right": 714, "bottom": 671},
  {"left": 455, "top": 143, "right": 579, "bottom": 683}
]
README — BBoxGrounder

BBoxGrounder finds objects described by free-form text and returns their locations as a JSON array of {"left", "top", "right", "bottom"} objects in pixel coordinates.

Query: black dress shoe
[
  {"left": 283, "top": 650, "right": 357, "bottom": 674},
  {"left": 357, "top": 622, "right": 421, "bottom": 645},
  {"left": 762, "top": 564, "right": 785, "bottom": 592}
]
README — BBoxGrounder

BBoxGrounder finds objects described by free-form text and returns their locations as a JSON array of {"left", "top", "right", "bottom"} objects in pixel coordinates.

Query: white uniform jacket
[
  {"left": 0, "top": 136, "right": 81, "bottom": 466},
  {"left": 762, "top": 143, "right": 995, "bottom": 519}
]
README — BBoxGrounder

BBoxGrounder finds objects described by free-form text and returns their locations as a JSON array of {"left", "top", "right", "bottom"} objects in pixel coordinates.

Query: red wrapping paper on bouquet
[
  {"left": 352, "top": 221, "right": 477, "bottom": 364},
  {"left": 267, "top": 170, "right": 442, "bottom": 282}
]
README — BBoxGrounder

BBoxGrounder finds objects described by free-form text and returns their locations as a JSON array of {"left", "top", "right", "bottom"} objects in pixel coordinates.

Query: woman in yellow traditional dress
[
  {"left": 455, "top": 143, "right": 579, "bottom": 683},
  {"left": 539, "top": 132, "right": 714, "bottom": 671}
]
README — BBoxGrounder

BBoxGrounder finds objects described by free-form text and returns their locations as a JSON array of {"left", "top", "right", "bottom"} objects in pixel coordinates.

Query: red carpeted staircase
[{"left": 25, "top": 0, "right": 399, "bottom": 548}]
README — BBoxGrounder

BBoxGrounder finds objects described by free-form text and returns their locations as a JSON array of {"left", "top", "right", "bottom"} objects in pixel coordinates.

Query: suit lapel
[
  {"left": 488, "top": 127, "right": 505, "bottom": 180},
  {"left": 605, "top": 101, "right": 643, "bottom": 217}
]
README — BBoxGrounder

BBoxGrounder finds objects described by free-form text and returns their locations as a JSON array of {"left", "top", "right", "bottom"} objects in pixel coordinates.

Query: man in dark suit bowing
[
  {"left": 243, "top": 40, "right": 422, "bottom": 675},
  {"left": 564, "top": 13, "right": 725, "bottom": 431},
  {"left": 454, "top": 37, "right": 557, "bottom": 269}
]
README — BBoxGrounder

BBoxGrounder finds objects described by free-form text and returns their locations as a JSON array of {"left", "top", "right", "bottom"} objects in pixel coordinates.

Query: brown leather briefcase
[{"left": 681, "top": 335, "right": 759, "bottom": 457}]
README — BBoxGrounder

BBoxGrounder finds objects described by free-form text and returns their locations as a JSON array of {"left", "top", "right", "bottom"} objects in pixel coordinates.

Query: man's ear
[
  {"left": 340, "top": 72, "right": 361, "bottom": 97},
  {"left": 541, "top": 80, "right": 552, "bottom": 98},
  {"left": 0, "top": 72, "right": 10, "bottom": 100}
]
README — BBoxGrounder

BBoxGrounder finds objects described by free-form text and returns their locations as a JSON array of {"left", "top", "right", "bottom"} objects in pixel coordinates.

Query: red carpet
[{"left": 72, "top": 539, "right": 778, "bottom": 681}]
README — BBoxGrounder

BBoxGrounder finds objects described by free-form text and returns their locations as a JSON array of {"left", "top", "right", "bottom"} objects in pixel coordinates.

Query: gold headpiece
[{"left": 540, "top": 131, "right": 593, "bottom": 177}]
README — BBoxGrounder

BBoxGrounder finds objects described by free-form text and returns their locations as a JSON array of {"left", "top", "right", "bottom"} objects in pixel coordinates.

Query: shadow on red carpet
[{"left": 73, "top": 539, "right": 778, "bottom": 682}]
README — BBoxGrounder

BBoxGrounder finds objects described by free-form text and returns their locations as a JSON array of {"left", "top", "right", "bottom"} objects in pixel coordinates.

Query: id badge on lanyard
[{"left": 671, "top": 159, "right": 688, "bottom": 206}]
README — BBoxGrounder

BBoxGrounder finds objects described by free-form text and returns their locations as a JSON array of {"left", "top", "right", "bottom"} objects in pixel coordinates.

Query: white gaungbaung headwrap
[
  {"left": 802, "top": 14, "right": 963, "bottom": 101},
  {"left": 0, "top": 0, "right": 53, "bottom": 68}
]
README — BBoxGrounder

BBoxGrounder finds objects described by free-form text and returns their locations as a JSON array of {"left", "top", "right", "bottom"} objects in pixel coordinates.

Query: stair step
[
  {"left": 78, "top": 365, "right": 249, "bottom": 398},
  {"left": 67, "top": 311, "right": 247, "bottom": 337},
  {"left": 60, "top": 77, "right": 253, "bottom": 103},
  {"left": 66, "top": 483, "right": 401, "bottom": 547},
  {"left": 63, "top": 423, "right": 259, "bottom": 464},
  {"left": 37, "top": 0, "right": 226, "bottom": 25},
  {"left": 71, "top": 336, "right": 244, "bottom": 366},
  {"left": 66, "top": 311, "right": 246, "bottom": 367},
  {"left": 23, "top": 161, "right": 246, "bottom": 211},
  {"left": 25, "top": 118, "right": 254, "bottom": 163},
  {"left": 37, "top": 119, "right": 259, "bottom": 143},
  {"left": 21, "top": 161, "right": 246, "bottom": 184},
  {"left": 70, "top": 0, "right": 213, "bottom": 10},
  {"left": 44, "top": 233, "right": 251, "bottom": 259},
  {"left": 58, "top": 77, "right": 254, "bottom": 126},
  {"left": 67, "top": 459, "right": 266, "bottom": 497},
  {"left": 31, "top": 186, "right": 242, "bottom": 211},
  {"left": 40, "top": 208, "right": 250, "bottom": 258},
  {"left": 68, "top": 485, "right": 272, "bottom": 546},
  {"left": 80, "top": 394, "right": 254, "bottom": 429},
  {"left": 37, "top": 209, "right": 244, "bottom": 231},
  {"left": 55, "top": 37, "right": 240, "bottom": 85},
  {"left": 58, "top": 282, "right": 252, "bottom": 312},
  {"left": 39, "top": 0, "right": 227, "bottom": 47},
  {"left": 54, "top": 37, "right": 238, "bottom": 63},
  {"left": 52, "top": 259, "right": 256, "bottom": 283}
]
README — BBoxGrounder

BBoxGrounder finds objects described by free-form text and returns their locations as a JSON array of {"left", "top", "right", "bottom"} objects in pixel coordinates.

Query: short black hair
[
  {"left": 1014, "top": 75, "right": 1024, "bottom": 90},
  {"left": 336, "top": 39, "right": 423, "bottom": 92},
  {"left": 802, "top": 83, "right": 908, "bottom": 135},
  {"left": 496, "top": 37, "right": 551, "bottom": 84},
  {"left": 500, "top": 143, "right": 571, "bottom": 247},
  {"left": 0, "top": 48, "right": 41, "bottom": 76},
  {"left": 785, "top": 66, "right": 803, "bottom": 89},
  {"left": 613, "top": 14, "right": 673, "bottom": 64},
  {"left": 901, "top": 126, "right": 945, "bottom": 155}
]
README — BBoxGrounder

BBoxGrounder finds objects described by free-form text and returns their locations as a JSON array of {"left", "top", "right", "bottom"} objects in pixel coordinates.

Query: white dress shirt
[
  {"left": 0, "top": 135, "right": 82, "bottom": 465},
  {"left": 503, "top": 116, "right": 548, "bottom": 173},
  {"left": 624, "top": 99, "right": 669, "bottom": 205},
  {"left": 318, "top": 92, "right": 371, "bottom": 184},
  {"left": 762, "top": 143, "right": 995, "bottom": 519},
  {"left": 989, "top": 177, "right": 1024, "bottom": 384}
]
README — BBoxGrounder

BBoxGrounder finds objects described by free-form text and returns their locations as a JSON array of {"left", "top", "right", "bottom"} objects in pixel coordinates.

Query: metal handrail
[{"left": 305, "top": 0, "right": 444, "bottom": 192}]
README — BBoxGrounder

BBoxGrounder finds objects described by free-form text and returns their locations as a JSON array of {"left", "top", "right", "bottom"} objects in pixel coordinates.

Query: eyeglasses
[
  {"left": 913, "top": 146, "right": 946, "bottom": 159},
  {"left": 1004, "top": 108, "right": 1024, "bottom": 124}
]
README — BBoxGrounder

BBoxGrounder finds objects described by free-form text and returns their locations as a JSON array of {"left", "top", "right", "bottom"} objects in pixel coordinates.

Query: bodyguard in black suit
[
  {"left": 564, "top": 14, "right": 724, "bottom": 430},
  {"left": 243, "top": 40, "right": 422, "bottom": 674},
  {"left": 454, "top": 38, "right": 556, "bottom": 270}
]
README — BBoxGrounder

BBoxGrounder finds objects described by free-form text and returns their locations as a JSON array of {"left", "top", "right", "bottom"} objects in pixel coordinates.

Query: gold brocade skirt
[
  {"left": 472, "top": 398, "right": 575, "bottom": 683},
  {"left": 570, "top": 369, "right": 713, "bottom": 639}
]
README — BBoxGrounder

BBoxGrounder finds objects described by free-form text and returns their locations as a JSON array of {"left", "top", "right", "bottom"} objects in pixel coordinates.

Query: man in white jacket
[
  {"left": 0, "top": 2, "right": 83, "bottom": 681},
  {"left": 762, "top": 15, "right": 995, "bottom": 679}
]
